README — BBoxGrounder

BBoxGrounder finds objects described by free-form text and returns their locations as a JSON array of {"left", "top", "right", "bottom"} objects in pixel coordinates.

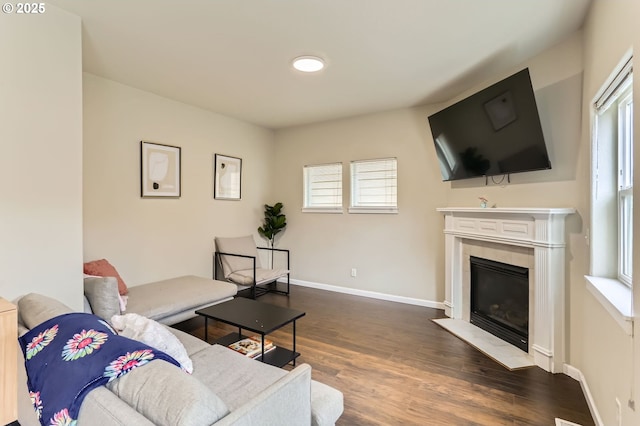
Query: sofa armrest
[{"left": 215, "top": 363, "right": 312, "bottom": 426}]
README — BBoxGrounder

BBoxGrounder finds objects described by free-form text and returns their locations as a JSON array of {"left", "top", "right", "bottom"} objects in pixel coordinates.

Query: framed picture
[
  {"left": 214, "top": 154, "right": 242, "bottom": 200},
  {"left": 140, "top": 141, "right": 181, "bottom": 198}
]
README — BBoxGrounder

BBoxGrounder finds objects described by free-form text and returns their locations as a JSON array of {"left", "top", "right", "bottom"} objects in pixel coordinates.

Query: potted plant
[{"left": 258, "top": 202, "right": 287, "bottom": 248}]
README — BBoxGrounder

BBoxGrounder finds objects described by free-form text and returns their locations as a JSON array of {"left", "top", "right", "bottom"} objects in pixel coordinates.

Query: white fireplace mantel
[{"left": 437, "top": 207, "right": 575, "bottom": 373}]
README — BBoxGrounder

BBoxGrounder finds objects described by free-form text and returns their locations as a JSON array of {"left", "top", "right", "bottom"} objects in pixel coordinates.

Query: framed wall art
[
  {"left": 214, "top": 154, "right": 242, "bottom": 200},
  {"left": 140, "top": 141, "right": 181, "bottom": 198}
]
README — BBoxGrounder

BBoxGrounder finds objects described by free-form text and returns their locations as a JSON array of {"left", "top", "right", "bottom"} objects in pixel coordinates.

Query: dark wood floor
[{"left": 174, "top": 286, "right": 594, "bottom": 426}]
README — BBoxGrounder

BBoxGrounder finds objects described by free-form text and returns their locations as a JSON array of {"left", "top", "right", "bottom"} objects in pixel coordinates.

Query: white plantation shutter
[
  {"left": 303, "top": 163, "right": 343, "bottom": 212},
  {"left": 350, "top": 158, "right": 398, "bottom": 214},
  {"left": 591, "top": 57, "right": 633, "bottom": 287},
  {"left": 617, "top": 89, "right": 633, "bottom": 282}
]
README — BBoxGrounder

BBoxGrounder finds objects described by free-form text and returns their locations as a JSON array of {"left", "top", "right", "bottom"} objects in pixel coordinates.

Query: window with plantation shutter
[
  {"left": 303, "top": 163, "right": 343, "bottom": 213},
  {"left": 349, "top": 158, "right": 397, "bottom": 214},
  {"left": 589, "top": 57, "right": 633, "bottom": 288},
  {"left": 586, "top": 56, "right": 633, "bottom": 332}
]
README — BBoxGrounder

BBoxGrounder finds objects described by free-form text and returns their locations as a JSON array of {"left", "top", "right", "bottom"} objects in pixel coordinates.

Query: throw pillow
[
  {"left": 83, "top": 259, "right": 129, "bottom": 295},
  {"left": 106, "top": 360, "right": 229, "bottom": 425},
  {"left": 111, "top": 313, "right": 193, "bottom": 373},
  {"left": 83, "top": 276, "right": 121, "bottom": 322},
  {"left": 84, "top": 274, "right": 128, "bottom": 311}
]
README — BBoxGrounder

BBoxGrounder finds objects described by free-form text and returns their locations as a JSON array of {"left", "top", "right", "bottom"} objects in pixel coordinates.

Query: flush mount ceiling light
[{"left": 292, "top": 56, "right": 325, "bottom": 72}]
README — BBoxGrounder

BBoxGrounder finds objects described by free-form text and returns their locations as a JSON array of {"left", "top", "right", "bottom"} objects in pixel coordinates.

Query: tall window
[
  {"left": 303, "top": 163, "right": 343, "bottom": 213},
  {"left": 592, "top": 57, "right": 633, "bottom": 286},
  {"left": 349, "top": 158, "right": 398, "bottom": 214}
]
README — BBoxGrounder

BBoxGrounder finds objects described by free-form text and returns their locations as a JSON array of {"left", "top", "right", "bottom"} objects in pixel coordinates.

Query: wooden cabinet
[{"left": 0, "top": 298, "right": 18, "bottom": 425}]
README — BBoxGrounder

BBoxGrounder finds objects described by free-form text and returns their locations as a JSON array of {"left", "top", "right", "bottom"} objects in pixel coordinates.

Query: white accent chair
[{"left": 214, "top": 235, "right": 290, "bottom": 299}]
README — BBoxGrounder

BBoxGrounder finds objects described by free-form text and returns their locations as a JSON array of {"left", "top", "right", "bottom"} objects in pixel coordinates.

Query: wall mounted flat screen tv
[{"left": 427, "top": 68, "right": 551, "bottom": 181}]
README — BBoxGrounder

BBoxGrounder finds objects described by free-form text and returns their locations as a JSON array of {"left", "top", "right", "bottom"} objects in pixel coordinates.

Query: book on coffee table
[{"left": 228, "top": 336, "right": 275, "bottom": 359}]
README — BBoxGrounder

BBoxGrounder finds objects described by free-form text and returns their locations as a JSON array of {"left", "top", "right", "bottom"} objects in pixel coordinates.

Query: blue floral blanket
[{"left": 19, "top": 312, "right": 180, "bottom": 426}]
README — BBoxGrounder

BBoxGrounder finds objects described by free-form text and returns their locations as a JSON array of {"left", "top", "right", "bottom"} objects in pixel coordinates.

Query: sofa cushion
[
  {"left": 191, "top": 344, "right": 343, "bottom": 426},
  {"left": 213, "top": 362, "right": 312, "bottom": 426},
  {"left": 168, "top": 327, "right": 211, "bottom": 357},
  {"left": 215, "top": 236, "right": 261, "bottom": 277},
  {"left": 84, "top": 276, "right": 121, "bottom": 322},
  {"left": 106, "top": 360, "right": 229, "bottom": 426},
  {"left": 83, "top": 258, "right": 129, "bottom": 295},
  {"left": 125, "top": 275, "right": 236, "bottom": 323},
  {"left": 190, "top": 344, "right": 288, "bottom": 411},
  {"left": 111, "top": 313, "right": 193, "bottom": 373},
  {"left": 17, "top": 293, "right": 74, "bottom": 329}
]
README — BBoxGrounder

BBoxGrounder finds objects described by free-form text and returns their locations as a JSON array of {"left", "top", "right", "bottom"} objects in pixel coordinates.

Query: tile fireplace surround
[{"left": 438, "top": 207, "right": 575, "bottom": 373}]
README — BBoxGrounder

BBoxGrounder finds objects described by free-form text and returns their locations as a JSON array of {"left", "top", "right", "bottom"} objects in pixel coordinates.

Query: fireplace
[
  {"left": 437, "top": 207, "right": 574, "bottom": 372},
  {"left": 470, "top": 256, "right": 529, "bottom": 352}
]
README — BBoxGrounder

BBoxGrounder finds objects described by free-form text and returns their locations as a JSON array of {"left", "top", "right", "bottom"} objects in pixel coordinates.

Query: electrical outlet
[
  {"left": 616, "top": 398, "right": 622, "bottom": 426},
  {"left": 351, "top": 268, "right": 357, "bottom": 278}
]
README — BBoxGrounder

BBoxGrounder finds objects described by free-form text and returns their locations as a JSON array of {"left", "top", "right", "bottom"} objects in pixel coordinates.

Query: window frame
[
  {"left": 349, "top": 157, "right": 398, "bottom": 214},
  {"left": 586, "top": 55, "right": 634, "bottom": 334},
  {"left": 302, "top": 162, "right": 343, "bottom": 213}
]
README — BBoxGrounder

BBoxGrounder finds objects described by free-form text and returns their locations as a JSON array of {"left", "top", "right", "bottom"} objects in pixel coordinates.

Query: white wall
[
  {"left": 273, "top": 34, "right": 584, "bottom": 308},
  {"left": 274, "top": 108, "right": 448, "bottom": 303},
  {"left": 83, "top": 74, "right": 275, "bottom": 285},
  {"left": 580, "top": 2, "right": 640, "bottom": 425},
  {"left": 444, "top": 32, "right": 584, "bottom": 205},
  {"left": 0, "top": 5, "right": 83, "bottom": 309}
]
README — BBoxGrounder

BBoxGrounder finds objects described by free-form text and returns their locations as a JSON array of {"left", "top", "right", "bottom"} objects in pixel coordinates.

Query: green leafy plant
[{"left": 258, "top": 202, "right": 287, "bottom": 247}]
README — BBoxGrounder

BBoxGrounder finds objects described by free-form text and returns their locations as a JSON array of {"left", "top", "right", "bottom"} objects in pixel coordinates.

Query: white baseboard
[
  {"left": 563, "top": 364, "right": 603, "bottom": 426},
  {"left": 286, "top": 278, "right": 444, "bottom": 310}
]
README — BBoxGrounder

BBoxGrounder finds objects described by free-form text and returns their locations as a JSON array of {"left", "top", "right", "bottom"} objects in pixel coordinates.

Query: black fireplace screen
[{"left": 470, "top": 256, "right": 529, "bottom": 352}]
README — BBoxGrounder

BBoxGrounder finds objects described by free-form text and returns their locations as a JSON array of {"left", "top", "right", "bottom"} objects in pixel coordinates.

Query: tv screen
[{"left": 427, "top": 68, "right": 551, "bottom": 181}]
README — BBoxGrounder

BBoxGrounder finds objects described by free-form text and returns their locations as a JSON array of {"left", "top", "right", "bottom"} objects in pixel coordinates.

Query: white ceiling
[{"left": 49, "top": 0, "right": 592, "bottom": 129}]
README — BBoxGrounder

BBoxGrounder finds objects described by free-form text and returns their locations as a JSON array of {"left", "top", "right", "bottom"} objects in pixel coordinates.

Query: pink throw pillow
[{"left": 83, "top": 259, "right": 129, "bottom": 295}]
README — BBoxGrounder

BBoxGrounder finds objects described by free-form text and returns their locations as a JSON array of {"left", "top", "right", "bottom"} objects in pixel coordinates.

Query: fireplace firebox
[{"left": 470, "top": 256, "right": 529, "bottom": 352}]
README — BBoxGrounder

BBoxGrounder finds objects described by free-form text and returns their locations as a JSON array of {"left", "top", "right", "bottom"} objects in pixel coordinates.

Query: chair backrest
[{"left": 214, "top": 236, "right": 261, "bottom": 278}]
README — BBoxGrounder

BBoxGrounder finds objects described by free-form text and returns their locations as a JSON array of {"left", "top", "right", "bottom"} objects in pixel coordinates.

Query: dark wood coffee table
[{"left": 195, "top": 298, "right": 305, "bottom": 367}]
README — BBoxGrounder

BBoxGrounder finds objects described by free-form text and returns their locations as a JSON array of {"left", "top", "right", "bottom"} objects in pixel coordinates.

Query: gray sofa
[
  {"left": 16, "top": 283, "right": 343, "bottom": 425},
  {"left": 84, "top": 275, "right": 238, "bottom": 325}
]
